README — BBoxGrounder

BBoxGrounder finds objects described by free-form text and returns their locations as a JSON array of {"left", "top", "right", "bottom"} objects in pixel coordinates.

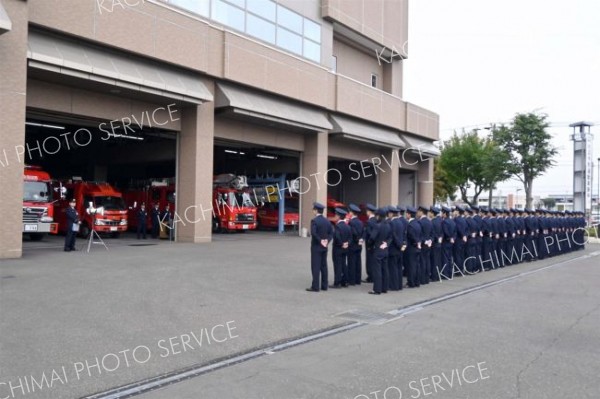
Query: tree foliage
[
  {"left": 437, "top": 131, "right": 512, "bottom": 206},
  {"left": 433, "top": 157, "right": 456, "bottom": 203},
  {"left": 492, "top": 113, "right": 558, "bottom": 208}
]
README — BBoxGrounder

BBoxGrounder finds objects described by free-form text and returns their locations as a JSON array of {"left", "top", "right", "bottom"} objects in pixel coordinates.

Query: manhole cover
[
  {"left": 335, "top": 309, "right": 400, "bottom": 325},
  {"left": 128, "top": 244, "right": 158, "bottom": 247}
]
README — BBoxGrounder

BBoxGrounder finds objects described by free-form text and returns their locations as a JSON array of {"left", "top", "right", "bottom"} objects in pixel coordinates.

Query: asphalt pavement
[{"left": 0, "top": 233, "right": 598, "bottom": 399}]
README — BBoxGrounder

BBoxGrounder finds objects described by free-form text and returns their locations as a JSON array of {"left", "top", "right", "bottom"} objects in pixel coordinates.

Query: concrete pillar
[
  {"left": 382, "top": 61, "right": 403, "bottom": 97},
  {"left": 0, "top": 0, "right": 28, "bottom": 259},
  {"left": 377, "top": 148, "right": 399, "bottom": 206},
  {"left": 300, "top": 131, "right": 328, "bottom": 232},
  {"left": 176, "top": 90, "right": 214, "bottom": 243},
  {"left": 417, "top": 158, "right": 434, "bottom": 205}
]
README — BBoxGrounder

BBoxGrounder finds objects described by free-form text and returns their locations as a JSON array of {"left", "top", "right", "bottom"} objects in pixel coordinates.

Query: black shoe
[
  {"left": 306, "top": 288, "right": 319, "bottom": 292},
  {"left": 329, "top": 285, "right": 341, "bottom": 289},
  {"left": 64, "top": 249, "right": 71, "bottom": 252},
  {"left": 368, "top": 291, "right": 381, "bottom": 295},
  {"left": 70, "top": 248, "right": 77, "bottom": 251},
  {"left": 362, "top": 279, "right": 372, "bottom": 283},
  {"left": 382, "top": 290, "right": 388, "bottom": 293}
]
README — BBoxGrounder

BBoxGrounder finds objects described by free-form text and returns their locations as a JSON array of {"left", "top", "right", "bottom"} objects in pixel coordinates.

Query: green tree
[
  {"left": 433, "top": 157, "right": 456, "bottom": 203},
  {"left": 492, "top": 113, "right": 558, "bottom": 208},
  {"left": 437, "top": 131, "right": 511, "bottom": 206}
]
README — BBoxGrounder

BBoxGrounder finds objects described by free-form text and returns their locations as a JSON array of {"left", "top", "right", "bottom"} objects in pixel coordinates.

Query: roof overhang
[
  {"left": 27, "top": 30, "right": 213, "bottom": 104},
  {"left": 400, "top": 134, "right": 441, "bottom": 157},
  {"left": 329, "top": 114, "right": 405, "bottom": 149},
  {"left": 215, "top": 83, "right": 332, "bottom": 133}
]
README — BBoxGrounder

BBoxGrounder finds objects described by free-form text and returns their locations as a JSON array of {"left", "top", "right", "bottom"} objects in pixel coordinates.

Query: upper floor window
[{"left": 162, "top": 0, "right": 321, "bottom": 64}]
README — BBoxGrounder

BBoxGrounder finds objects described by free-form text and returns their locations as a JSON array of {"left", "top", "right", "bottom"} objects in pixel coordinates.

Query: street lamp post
[{"left": 597, "top": 157, "right": 600, "bottom": 217}]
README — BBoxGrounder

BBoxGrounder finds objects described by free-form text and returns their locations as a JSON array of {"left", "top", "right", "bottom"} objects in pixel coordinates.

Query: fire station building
[{"left": 0, "top": 0, "right": 439, "bottom": 259}]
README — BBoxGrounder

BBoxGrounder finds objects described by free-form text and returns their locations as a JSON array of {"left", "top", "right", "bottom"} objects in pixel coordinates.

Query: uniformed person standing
[
  {"left": 363, "top": 204, "right": 378, "bottom": 283},
  {"left": 137, "top": 204, "right": 148, "bottom": 239},
  {"left": 464, "top": 207, "right": 478, "bottom": 273},
  {"left": 347, "top": 204, "right": 364, "bottom": 285},
  {"left": 64, "top": 199, "right": 80, "bottom": 252},
  {"left": 440, "top": 206, "right": 456, "bottom": 279},
  {"left": 430, "top": 206, "right": 443, "bottom": 281},
  {"left": 369, "top": 208, "right": 391, "bottom": 295},
  {"left": 453, "top": 206, "right": 468, "bottom": 274},
  {"left": 472, "top": 206, "right": 484, "bottom": 270},
  {"left": 388, "top": 206, "right": 406, "bottom": 291},
  {"left": 481, "top": 207, "right": 494, "bottom": 270},
  {"left": 417, "top": 206, "right": 433, "bottom": 285},
  {"left": 307, "top": 202, "right": 333, "bottom": 292},
  {"left": 331, "top": 208, "right": 351, "bottom": 288},
  {"left": 151, "top": 203, "right": 161, "bottom": 238},
  {"left": 406, "top": 207, "right": 422, "bottom": 288}
]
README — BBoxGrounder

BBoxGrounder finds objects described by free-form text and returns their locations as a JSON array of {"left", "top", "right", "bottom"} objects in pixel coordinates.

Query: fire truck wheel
[
  {"left": 212, "top": 219, "right": 221, "bottom": 233},
  {"left": 29, "top": 233, "right": 44, "bottom": 241},
  {"left": 79, "top": 223, "right": 91, "bottom": 238}
]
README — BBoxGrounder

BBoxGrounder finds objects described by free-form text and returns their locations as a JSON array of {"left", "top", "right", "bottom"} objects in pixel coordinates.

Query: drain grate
[
  {"left": 128, "top": 244, "right": 158, "bottom": 247},
  {"left": 334, "top": 309, "right": 401, "bottom": 325},
  {"left": 1, "top": 275, "right": 16, "bottom": 279}
]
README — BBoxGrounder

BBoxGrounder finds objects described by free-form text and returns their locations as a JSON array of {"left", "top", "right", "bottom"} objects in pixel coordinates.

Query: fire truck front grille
[
  {"left": 235, "top": 213, "right": 255, "bottom": 222},
  {"left": 22, "top": 207, "right": 45, "bottom": 223},
  {"left": 104, "top": 220, "right": 120, "bottom": 226}
]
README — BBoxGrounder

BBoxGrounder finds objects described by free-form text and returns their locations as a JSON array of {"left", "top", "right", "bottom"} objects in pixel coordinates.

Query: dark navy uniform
[
  {"left": 430, "top": 207, "right": 443, "bottom": 281},
  {"left": 406, "top": 207, "right": 422, "bottom": 287},
  {"left": 496, "top": 210, "right": 507, "bottom": 266},
  {"left": 64, "top": 201, "right": 79, "bottom": 251},
  {"left": 481, "top": 209, "right": 494, "bottom": 270},
  {"left": 347, "top": 204, "right": 364, "bottom": 285},
  {"left": 388, "top": 206, "right": 406, "bottom": 291},
  {"left": 472, "top": 207, "right": 483, "bottom": 270},
  {"left": 363, "top": 203, "right": 378, "bottom": 283},
  {"left": 369, "top": 208, "right": 392, "bottom": 295},
  {"left": 453, "top": 207, "right": 468, "bottom": 273},
  {"left": 465, "top": 210, "right": 478, "bottom": 273},
  {"left": 308, "top": 202, "right": 333, "bottom": 292},
  {"left": 441, "top": 207, "right": 456, "bottom": 279},
  {"left": 418, "top": 206, "right": 433, "bottom": 285},
  {"left": 137, "top": 206, "right": 148, "bottom": 239},
  {"left": 332, "top": 209, "right": 351, "bottom": 288},
  {"left": 151, "top": 205, "right": 161, "bottom": 238}
]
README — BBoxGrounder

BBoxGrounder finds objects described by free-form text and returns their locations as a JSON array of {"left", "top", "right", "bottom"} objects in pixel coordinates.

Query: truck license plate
[
  {"left": 242, "top": 224, "right": 249, "bottom": 229},
  {"left": 110, "top": 227, "right": 118, "bottom": 232},
  {"left": 25, "top": 224, "right": 38, "bottom": 232}
]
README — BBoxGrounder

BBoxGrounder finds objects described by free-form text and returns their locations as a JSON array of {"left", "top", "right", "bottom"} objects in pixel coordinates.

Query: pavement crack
[{"left": 515, "top": 302, "right": 600, "bottom": 398}]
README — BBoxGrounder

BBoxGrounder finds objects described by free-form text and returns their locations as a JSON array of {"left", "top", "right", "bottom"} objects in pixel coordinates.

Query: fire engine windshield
[
  {"left": 230, "top": 192, "right": 256, "bottom": 208},
  {"left": 94, "top": 196, "right": 126, "bottom": 211},
  {"left": 23, "top": 181, "right": 50, "bottom": 202}
]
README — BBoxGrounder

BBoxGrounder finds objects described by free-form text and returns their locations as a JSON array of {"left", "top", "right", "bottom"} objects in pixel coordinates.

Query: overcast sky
[{"left": 403, "top": 0, "right": 600, "bottom": 199}]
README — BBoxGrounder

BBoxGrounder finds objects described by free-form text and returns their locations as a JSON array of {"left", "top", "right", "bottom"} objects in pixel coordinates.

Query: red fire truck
[
  {"left": 22, "top": 166, "right": 59, "bottom": 241},
  {"left": 54, "top": 180, "right": 128, "bottom": 237},
  {"left": 123, "top": 181, "right": 175, "bottom": 230},
  {"left": 213, "top": 174, "right": 257, "bottom": 232}
]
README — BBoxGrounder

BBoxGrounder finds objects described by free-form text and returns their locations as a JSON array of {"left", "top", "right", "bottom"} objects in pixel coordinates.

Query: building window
[
  {"left": 371, "top": 74, "right": 378, "bottom": 88},
  {"left": 161, "top": 0, "right": 322, "bottom": 64},
  {"left": 277, "top": 27, "right": 302, "bottom": 55},
  {"left": 303, "top": 38, "right": 320, "bottom": 62},
  {"left": 166, "top": 0, "right": 209, "bottom": 17},
  {"left": 247, "top": 13, "right": 276, "bottom": 43},
  {"left": 247, "top": 0, "right": 276, "bottom": 21},
  {"left": 212, "top": 0, "right": 245, "bottom": 31},
  {"left": 276, "top": 4, "right": 303, "bottom": 34}
]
